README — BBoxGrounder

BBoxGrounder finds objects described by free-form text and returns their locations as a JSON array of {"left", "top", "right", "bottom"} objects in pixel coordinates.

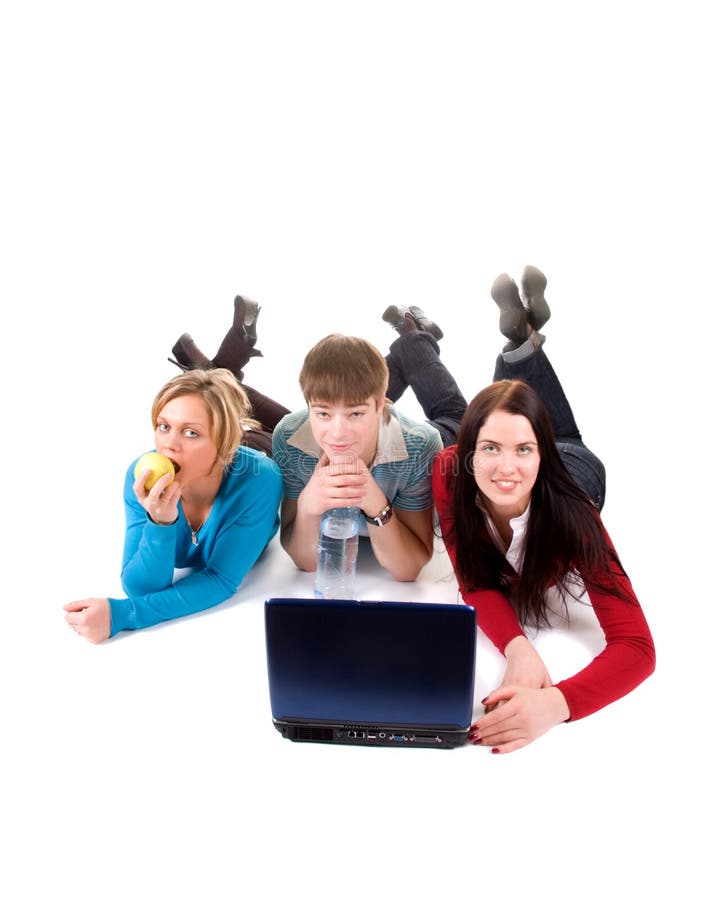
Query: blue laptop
[{"left": 264, "top": 598, "right": 477, "bottom": 749}]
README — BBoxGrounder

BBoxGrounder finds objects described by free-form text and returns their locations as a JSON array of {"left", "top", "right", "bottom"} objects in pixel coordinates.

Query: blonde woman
[{"left": 64, "top": 368, "right": 283, "bottom": 642}]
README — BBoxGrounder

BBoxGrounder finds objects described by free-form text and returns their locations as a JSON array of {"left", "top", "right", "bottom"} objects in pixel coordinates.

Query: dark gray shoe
[
  {"left": 520, "top": 265, "right": 551, "bottom": 331},
  {"left": 408, "top": 306, "right": 443, "bottom": 340},
  {"left": 382, "top": 304, "right": 443, "bottom": 340},
  {"left": 490, "top": 273, "right": 528, "bottom": 346}
]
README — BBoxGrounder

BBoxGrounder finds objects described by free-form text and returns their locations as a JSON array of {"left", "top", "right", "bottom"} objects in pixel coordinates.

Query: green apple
[{"left": 134, "top": 452, "right": 176, "bottom": 491}]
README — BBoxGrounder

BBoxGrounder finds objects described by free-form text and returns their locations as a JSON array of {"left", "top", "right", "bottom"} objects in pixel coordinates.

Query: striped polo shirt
[{"left": 271, "top": 406, "right": 443, "bottom": 515}]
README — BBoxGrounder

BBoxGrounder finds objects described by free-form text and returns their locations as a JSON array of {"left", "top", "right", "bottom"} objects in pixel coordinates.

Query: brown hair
[
  {"left": 445, "top": 379, "right": 634, "bottom": 627},
  {"left": 299, "top": 334, "right": 389, "bottom": 405},
  {"left": 151, "top": 369, "right": 260, "bottom": 466}
]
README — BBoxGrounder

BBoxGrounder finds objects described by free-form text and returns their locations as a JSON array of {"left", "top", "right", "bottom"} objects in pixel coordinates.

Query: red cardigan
[{"left": 432, "top": 446, "right": 655, "bottom": 720}]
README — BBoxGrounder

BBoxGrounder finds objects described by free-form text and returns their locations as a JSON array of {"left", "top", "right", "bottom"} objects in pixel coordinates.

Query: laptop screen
[{"left": 265, "top": 599, "right": 476, "bottom": 729}]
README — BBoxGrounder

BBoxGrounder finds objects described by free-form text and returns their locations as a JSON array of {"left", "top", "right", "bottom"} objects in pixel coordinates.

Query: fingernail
[
  {"left": 481, "top": 696, "right": 489, "bottom": 704},
  {"left": 491, "top": 748, "right": 500, "bottom": 754}
]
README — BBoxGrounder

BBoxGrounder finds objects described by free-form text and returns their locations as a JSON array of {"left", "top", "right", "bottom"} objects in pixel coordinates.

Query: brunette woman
[{"left": 432, "top": 268, "right": 655, "bottom": 752}]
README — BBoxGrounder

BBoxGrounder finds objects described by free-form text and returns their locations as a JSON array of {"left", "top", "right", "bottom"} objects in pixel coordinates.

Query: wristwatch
[{"left": 364, "top": 503, "right": 393, "bottom": 527}]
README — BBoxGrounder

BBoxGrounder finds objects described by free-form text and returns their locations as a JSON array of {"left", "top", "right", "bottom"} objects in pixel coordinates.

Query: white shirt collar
[{"left": 476, "top": 495, "right": 530, "bottom": 573}]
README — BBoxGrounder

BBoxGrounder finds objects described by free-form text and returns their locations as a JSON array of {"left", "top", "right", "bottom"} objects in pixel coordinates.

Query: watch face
[{"left": 376, "top": 505, "right": 393, "bottom": 526}]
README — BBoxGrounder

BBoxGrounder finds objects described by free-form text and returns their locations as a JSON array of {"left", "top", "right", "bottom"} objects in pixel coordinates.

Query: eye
[
  {"left": 157, "top": 422, "right": 169, "bottom": 433},
  {"left": 473, "top": 445, "right": 497, "bottom": 462},
  {"left": 350, "top": 411, "right": 365, "bottom": 419},
  {"left": 184, "top": 428, "right": 200, "bottom": 439}
]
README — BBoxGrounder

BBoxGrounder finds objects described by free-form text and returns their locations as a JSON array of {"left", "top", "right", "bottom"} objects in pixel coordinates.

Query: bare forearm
[
  {"left": 367, "top": 519, "right": 431, "bottom": 581},
  {"left": 366, "top": 506, "right": 434, "bottom": 581}
]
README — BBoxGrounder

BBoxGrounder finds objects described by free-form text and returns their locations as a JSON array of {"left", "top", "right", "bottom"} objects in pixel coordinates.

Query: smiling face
[
  {"left": 154, "top": 393, "right": 222, "bottom": 487},
  {"left": 473, "top": 410, "right": 540, "bottom": 519},
  {"left": 308, "top": 395, "right": 384, "bottom": 465}
]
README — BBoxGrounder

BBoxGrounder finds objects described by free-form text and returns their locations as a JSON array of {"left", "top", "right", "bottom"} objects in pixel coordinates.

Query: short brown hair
[
  {"left": 299, "top": 334, "right": 389, "bottom": 405},
  {"left": 151, "top": 368, "right": 260, "bottom": 466}
]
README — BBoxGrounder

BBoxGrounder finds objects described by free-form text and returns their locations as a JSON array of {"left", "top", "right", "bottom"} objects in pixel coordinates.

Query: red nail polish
[{"left": 491, "top": 748, "right": 500, "bottom": 754}]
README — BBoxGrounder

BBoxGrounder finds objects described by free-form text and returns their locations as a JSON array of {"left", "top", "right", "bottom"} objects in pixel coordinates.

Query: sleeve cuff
[{"left": 108, "top": 597, "right": 135, "bottom": 636}]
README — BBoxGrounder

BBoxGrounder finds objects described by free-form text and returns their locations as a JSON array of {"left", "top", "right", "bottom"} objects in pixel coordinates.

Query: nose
[
  {"left": 329, "top": 415, "right": 348, "bottom": 440},
  {"left": 160, "top": 429, "right": 180, "bottom": 454},
  {"left": 497, "top": 452, "right": 516, "bottom": 474}
]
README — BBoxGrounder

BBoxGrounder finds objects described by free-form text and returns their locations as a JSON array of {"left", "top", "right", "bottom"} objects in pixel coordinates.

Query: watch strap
[{"left": 364, "top": 503, "right": 393, "bottom": 527}]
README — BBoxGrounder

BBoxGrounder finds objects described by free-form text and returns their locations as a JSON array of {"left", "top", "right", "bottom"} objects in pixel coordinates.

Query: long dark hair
[{"left": 445, "top": 380, "right": 633, "bottom": 627}]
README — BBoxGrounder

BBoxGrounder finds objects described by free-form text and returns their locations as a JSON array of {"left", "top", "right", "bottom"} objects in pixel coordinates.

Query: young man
[{"left": 271, "top": 307, "right": 468, "bottom": 581}]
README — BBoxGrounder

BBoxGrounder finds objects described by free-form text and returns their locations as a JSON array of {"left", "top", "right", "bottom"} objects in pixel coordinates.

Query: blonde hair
[
  {"left": 299, "top": 334, "right": 389, "bottom": 405},
  {"left": 151, "top": 369, "right": 260, "bottom": 466}
]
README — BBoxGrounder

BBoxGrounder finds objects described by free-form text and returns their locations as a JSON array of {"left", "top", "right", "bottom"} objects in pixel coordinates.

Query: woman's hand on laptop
[{"left": 469, "top": 686, "right": 571, "bottom": 754}]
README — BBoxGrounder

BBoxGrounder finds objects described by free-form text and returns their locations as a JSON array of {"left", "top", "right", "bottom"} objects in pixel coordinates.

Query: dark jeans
[
  {"left": 386, "top": 331, "right": 468, "bottom": 447},
  {"left": 494, "top": 349, "right": 606, "bottom": 510}
]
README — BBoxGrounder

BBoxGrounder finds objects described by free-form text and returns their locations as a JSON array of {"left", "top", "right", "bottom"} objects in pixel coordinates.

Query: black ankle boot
[{"left": 382, "top": 304, "right": 443, "bottom": 340}]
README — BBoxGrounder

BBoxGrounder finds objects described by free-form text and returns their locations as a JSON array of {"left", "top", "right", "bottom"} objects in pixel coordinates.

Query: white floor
[{"left": 3, "top": 4, "right": 720, "bottom": 898}]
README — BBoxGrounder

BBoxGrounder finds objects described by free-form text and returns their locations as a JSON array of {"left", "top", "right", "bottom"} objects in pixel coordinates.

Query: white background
[{"left": 1, "top": 2, "right": 720, "bottom": 897}]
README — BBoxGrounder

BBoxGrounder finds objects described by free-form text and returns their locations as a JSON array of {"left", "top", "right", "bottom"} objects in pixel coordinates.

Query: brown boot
[
  {"left": 169, "top": 333, "right": 212, "bottom": 371},
  {"left": 212, "top": 295, "right": 263, "bottom": 373}
]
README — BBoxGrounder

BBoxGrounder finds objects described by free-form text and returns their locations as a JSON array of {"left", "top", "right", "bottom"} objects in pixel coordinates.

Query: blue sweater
[{"left": 109, "top": 446, "right": 283, "bottom": 636}]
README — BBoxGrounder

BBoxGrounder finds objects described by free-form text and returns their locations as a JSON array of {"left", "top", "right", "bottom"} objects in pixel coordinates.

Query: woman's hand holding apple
[{"left": 133, "top": 468, "right": 181, "bottom": 525}]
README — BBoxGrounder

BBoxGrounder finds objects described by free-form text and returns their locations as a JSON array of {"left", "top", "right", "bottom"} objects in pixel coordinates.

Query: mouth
[
  {"left": 171, "top": 461, "right": 181, "bottom": 474},
  {"left": 492, "top": 480, "right": 518, "bottom": 491}
]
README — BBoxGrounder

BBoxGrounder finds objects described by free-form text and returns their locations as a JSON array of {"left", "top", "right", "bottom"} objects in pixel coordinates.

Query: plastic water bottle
[{"left": 314, "top": 507, "right": 361, "bottom": 600}]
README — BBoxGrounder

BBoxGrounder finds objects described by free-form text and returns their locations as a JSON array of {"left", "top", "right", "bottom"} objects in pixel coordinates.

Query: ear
[{"left": 374, "top": 395, "right": 386, "bottom": 415}]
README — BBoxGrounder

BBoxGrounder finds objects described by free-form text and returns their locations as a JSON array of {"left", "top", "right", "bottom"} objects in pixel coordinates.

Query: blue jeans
[
  {"left": 386, "top": 332, "right": 467, "bottom": 447},
  {"left": 493, "top": 349, "right": 606, "bottom": 510}
]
